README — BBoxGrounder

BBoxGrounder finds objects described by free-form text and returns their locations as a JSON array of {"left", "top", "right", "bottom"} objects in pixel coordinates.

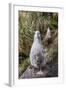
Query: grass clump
[{"left": 19, "top": 58, "right": 30, "bottom": 77}]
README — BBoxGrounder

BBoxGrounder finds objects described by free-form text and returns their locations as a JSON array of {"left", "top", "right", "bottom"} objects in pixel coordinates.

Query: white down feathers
[{"left": 30, "top": 31, "right": 46, "bottom": 68}]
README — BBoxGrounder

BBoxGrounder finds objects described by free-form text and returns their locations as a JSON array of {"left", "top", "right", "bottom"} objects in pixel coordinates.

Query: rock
[
  {"left": 46, "top": 63, "right": 58, "bottom": 77},
  {"left": 20, "top": 62, "right": 58, "bottom": 79},
  {"left": 20, "top": 65, "right": 48, "bottom": 79}
]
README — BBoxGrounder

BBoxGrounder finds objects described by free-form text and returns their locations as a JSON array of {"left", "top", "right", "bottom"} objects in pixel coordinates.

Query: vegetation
[
  {"left": 19, "top": 58, "right": 30, "bottom": 77},
  {"left": 18, "top": 11, "right": 58, "bottom": 77}
]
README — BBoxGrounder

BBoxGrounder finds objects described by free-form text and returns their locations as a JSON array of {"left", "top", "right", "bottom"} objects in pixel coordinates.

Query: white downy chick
[
  {"left": 45, "top": 27, "right": 51, "bottom": 39},
  {"left": 30, "top": 31, "right": 46, "bottom": 69}
]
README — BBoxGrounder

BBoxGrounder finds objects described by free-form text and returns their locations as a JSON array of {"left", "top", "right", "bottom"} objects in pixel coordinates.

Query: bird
[
  {"left": 30, "top": 31, "right": 46, "bottom": 69},
  {"left": 45, "top": 27, "right": 51, "bottom": 39},
  {"left": 45, "top": 27, "right": 52, "bottom": 45}
]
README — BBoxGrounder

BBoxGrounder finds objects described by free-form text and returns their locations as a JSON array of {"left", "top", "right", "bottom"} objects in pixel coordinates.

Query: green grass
[{"left": 19, "top": 58, "right": 30, "bottom": 77}]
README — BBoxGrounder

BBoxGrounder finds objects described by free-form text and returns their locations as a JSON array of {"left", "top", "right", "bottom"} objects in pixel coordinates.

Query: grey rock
[{"left": 20, "top": 66, "right": 48, "bottom": 79}]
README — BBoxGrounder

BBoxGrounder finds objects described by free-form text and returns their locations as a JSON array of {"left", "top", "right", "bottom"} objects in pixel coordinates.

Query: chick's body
[{"left": 30, "top": 31, "right": 46, "bottom": 68}]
